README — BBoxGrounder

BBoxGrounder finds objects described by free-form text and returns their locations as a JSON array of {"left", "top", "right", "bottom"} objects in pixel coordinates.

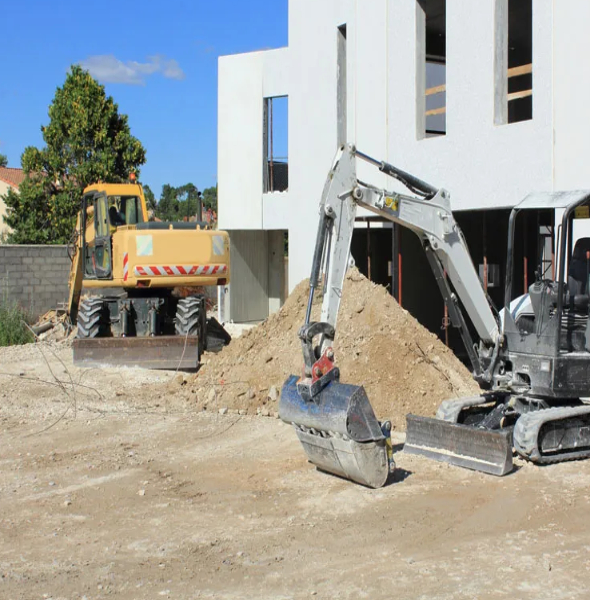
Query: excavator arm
[
  {"left": 299, "top": 145, "right": 500, "bottom": 390},
  {"left": 279, "top": 145, "right": 511, "bottom": 486}
]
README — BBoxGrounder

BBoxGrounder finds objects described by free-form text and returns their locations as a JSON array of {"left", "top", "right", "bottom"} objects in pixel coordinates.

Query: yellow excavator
[{"left": 67, "top": 178, "right": 230, "bottom": 369}]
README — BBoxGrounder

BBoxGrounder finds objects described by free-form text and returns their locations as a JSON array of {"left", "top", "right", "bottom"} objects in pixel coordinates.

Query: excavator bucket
[
  {"left": 280, "top": 375, "right": 394, "bottom": 488},
  {"left": 404, "top": 414, "right": 513, "bottom": 476}
]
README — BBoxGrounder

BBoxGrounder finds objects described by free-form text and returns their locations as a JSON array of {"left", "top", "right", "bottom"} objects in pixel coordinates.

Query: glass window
[
  {"left": 95, "top": 195, "right": 109, "bottom": 238},
  {"left": 107, "top": 195, "right": 145, "bottom": 226}
]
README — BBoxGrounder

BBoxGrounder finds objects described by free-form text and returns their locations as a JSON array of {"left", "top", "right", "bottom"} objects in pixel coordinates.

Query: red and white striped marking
[
  {"left": 123, "top": 253, "right": 129, "bottom": 281},
  {"left": 133, "top": 264, "right": 228, "bottom": 277}
]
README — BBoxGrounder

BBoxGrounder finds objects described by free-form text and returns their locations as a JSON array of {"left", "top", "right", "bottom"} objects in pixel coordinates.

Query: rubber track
[
  {"left": 435, "top": 395, "right": 493, "bottom": 423},
  {"left": 513, "top": 405, "right": 590, "bottom": 464}
]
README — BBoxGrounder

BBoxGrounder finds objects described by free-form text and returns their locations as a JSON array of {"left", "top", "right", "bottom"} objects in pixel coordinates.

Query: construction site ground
[{"left": 2, "top": 342, "right": 590, "bottom": 600}]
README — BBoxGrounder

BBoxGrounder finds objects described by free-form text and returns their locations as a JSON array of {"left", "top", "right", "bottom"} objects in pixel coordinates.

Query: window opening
[
  {"left": 539, "top": 225, "right": 555, "bottom": 279},
  {"left": 497, "top": 0, "right": 532, "bottom": 124},
  {"left": 418, "top": 0, "right": 446, "bottom": 137},
  {"left": 263, "top": 96, "right": 288, "bottom": 193},
  {"left": 337, "top": 24, "right": 347, "bottom": 147},
  {"left": 83, "top": 194, "right": 111, "bottom": 278}
]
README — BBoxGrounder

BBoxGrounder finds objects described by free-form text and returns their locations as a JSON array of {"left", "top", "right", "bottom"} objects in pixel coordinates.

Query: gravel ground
[{"left": 1, "top": 342, "right": 590, "bottom": 599}]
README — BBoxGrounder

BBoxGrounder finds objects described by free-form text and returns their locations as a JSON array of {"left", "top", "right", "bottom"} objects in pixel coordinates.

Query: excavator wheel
[
  {"left": 175, "top": 296, "right": 206, "bottom": 356},
  {"left": 76, "top": 297, "right": 108, "bottom": 339}
]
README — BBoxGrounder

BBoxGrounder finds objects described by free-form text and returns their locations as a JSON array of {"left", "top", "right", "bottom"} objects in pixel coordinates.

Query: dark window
[
  {"left": 418, "top": 0, "right": 446, "bottom": 137},
  {"left": 107, "top": 195, "right": 145, "bottom": 226},
  {"left": 263, "top": 96, "right": 288, "bottom": 193},
  {"left": 507, "top": 0, "right": 533, "bottom": 123},
  {"left": 337, "top": 24, "right": 347, "bottom": 146}
]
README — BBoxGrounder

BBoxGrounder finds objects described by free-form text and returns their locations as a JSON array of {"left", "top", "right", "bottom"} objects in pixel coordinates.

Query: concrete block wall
[{"left": 0, "top": 245, "right": 70, "bottom": 318}]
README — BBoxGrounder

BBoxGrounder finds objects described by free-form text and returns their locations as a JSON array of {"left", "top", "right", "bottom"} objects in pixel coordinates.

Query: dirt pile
[{"left": 189, "top": 269, "right": 479, "bottom": 430}]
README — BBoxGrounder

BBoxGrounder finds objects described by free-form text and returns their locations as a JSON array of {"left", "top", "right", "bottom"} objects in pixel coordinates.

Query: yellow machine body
[
  {"left": 68, "top": 181, "right": 231, "bottom": 369},
  {"left": 76, "top": 182, "right": 229, "bottom": 290}
]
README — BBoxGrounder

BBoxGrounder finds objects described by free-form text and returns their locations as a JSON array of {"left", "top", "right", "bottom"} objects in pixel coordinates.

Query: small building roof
[{"left": 0, "top": 166, "right": 25, "bottom": 188}]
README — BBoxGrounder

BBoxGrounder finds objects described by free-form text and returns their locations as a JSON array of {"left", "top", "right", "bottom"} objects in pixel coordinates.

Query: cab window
[
  {"left": 92, "top": 195, "right": 109, "bottom": 237},
  {"left": 107, "top": 195, "right": 145, "bottom": 227}
]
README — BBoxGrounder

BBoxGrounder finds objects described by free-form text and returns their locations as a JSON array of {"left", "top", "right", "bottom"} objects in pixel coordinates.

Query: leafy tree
[
  {"left": 0, "top": 153, "right": 7, "bottom": 168},
  {"left": 202, "top": 185, "right": 217, "bottom": 212},
  {"left": 2, "top": 65, "right": 146, "bottom": 244},
  {"left": 155, "top": 183, "right": 203, "bottom": 221},
  {"left": 157, "top": 184, "right": 180, "bottom": 221},
  {"left": 142, "top": 183, "right": 157, "bottom": 212}
]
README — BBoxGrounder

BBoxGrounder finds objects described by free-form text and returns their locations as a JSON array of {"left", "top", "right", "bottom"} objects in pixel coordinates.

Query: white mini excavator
[{"left": 279, "top": 144, "right": 590, "bottom": 487}]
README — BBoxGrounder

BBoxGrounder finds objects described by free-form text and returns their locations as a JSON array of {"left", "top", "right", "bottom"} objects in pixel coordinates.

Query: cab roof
[
  {"left": 83, "top": 183, "right": 144, "bottom": 196},
  {"left": 515, "top": 190, "right": 590, "bottom": 211}
]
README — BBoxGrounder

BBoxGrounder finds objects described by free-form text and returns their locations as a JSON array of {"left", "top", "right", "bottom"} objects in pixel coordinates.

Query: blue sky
[{"left": 0, "top": 0, "right": 288, "bottom": 196}]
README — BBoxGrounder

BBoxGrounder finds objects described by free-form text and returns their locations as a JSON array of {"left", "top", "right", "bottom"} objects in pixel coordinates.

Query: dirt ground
[
  {"left": 2, "top": 342, "right": 590, "bottom": 600},
  {"left": 188, "top": 270, "right": 479, "bottom": 431}
]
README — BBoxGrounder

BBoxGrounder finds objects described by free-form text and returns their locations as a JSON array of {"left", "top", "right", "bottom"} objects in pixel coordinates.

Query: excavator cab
[
  {"left": 82, "top": 191, "right": 112, "bottom": 280},
  {"left": 406, "top": 190, "right": 590, "bottom": 472},
  {"left": 499, "top": 191, "right": 590, "bottom": 394}
]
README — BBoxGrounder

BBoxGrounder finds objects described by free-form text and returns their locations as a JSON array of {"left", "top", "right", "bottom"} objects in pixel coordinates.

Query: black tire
[
  {"left": 175, "top": 296, "right": 204, "bottom": 336},
  {"left": 175, "top": 296, "right": 206, "bottom": 357},
  {"left": 76, "top": 297, "right": 108, "bottom": 338}
]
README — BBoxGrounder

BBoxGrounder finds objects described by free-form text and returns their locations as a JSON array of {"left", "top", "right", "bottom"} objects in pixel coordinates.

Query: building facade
[{"left": 218, "top": 0, "right": 590, "bottom": 334}]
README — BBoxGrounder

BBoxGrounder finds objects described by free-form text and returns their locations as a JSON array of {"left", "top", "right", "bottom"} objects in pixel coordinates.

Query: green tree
[
  {"left": 202, "top": 185, "right": 217, "bottom": 212},
  {"left": 2, "top": 65, "right": 146, "bottom": 244},
  {"left": 157, "top": 184, "right": 180, "bottom": 221},
  {"left": 142, "top": 183, "right": 157, "bottom": 212},
  {"left": 0, "top": 153, "right": 7, "bottom": 167},
  {"left": 155, "top": 183, "right": 203, "bottom": 221}
]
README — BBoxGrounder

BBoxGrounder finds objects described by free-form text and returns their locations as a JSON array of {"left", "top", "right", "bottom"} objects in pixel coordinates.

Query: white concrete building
[{"left": 218, "top": 0, "right": 590, "bottom": 336}]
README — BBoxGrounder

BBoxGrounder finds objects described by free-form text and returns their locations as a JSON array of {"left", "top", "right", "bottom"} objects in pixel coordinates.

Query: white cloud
[{"left": 79, "top": 55, "right": 186, "bottom": 85}]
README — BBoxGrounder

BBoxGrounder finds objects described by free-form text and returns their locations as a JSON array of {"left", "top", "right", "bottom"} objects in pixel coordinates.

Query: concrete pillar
[
  {"left": 268, "top": 231, "right": 286, "bottom": 314},
  {"left": 226, "top": 230, "right": 270, "bottom": 323}
]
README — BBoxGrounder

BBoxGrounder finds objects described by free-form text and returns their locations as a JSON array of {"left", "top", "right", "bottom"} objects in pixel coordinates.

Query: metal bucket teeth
[
  {"left": 279, "top": 375, "right": 393, "bottom": 488},
  {"left": 404, "top": 414, "right": 513, "bottom": 476}
]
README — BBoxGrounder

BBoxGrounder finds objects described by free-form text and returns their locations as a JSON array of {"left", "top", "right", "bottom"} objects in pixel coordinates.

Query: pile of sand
[{"left": 187, "top": 268, "right": 479, "bottom": 430}]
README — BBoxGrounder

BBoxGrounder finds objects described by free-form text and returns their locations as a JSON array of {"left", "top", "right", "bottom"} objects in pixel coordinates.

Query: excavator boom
[{"left": 279, "top": 145, "right": 512, "bottom": 484}]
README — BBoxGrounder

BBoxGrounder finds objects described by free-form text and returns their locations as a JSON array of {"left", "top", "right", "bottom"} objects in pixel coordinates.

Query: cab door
[{"left": 83, "top": 192, "right": 113, "bottom": 279}]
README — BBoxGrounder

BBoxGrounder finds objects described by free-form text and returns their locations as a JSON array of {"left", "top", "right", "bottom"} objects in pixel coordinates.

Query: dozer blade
[
  {"left": 73, "top": 335, "right": 200, "bottom": 370},
  {"left": 404, "top": 414, "right": 513, "bottom": 476},
  {"left": 280, "top": 375, "right": 393, "bottom": 488}
]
